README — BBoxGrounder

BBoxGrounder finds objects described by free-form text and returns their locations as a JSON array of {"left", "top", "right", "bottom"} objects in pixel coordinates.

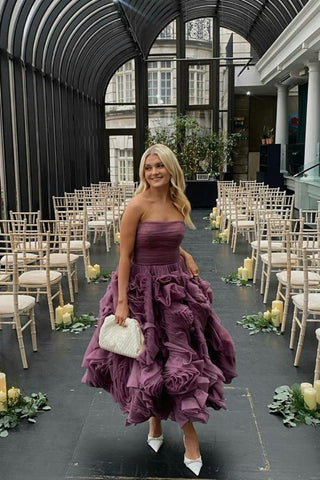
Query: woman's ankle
[{"left": 148, "top": 417, "right": 162, "bottom": 438}]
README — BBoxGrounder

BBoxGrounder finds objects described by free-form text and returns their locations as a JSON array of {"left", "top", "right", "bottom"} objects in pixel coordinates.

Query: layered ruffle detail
[{"left": 82, "top": 256, "right": 236, "bottom": 427}]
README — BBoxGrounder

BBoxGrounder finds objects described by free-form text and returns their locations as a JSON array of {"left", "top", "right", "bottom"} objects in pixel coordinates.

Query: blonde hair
[{"left": 135, "top": 144, "right": 195, "bottom": 229}]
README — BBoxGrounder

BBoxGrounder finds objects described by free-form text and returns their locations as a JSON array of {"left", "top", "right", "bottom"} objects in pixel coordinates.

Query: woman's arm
[
  {"left": 179, "top": 246, "right": 199, "bottom": 278},
  {"left": 115, "top": 199, "right": 143, "bottom": 325}
]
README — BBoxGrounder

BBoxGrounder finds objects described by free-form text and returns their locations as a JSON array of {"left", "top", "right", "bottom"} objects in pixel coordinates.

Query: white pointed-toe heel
[
  {"left": 147, "top": 434, "right": 164, "bottom": 453},
  {"left": 184, "top": 455, "right": 203, "bottom": 476}
]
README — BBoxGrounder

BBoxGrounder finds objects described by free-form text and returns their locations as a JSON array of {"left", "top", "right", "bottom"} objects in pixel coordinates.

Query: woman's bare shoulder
[{"left": 123, "top": 193, "right": 146, "bottom": 218}]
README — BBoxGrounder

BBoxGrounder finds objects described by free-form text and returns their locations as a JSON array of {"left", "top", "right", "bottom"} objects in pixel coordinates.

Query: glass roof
[{"left": 0, "top": 0, "right": 310, "bottom": 101}]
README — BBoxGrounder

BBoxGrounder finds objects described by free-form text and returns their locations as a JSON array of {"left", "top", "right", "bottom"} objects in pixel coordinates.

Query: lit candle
[
  {"left": 242, "top": 267, "right": 249, "bottom": 281},
  {"left": 62, "top": 312, "right": 72, "bottom": 326},
  {"left": 93, "top": 264, "right": 100, "bottom": 275},
  {"left": 303, "top": 387, "right": 317, "bottom": 410},
  {"left": 114, "top": 232, "right": 121, "bottom": 244},
  {"left": 0, "top": 372, "right": 6, "bottom": 393},
  {"left": 7, "top": 387, "right": 20, "bottom": 404},
  {"left": 212, "top": 207, "right": 217, "bottom": 216},
  {"left": 55, "top": 306, "right": 64, "bottom": 325},
  {"left": 243, "top": 257, "right": 253, "bottom": 280},
  {"left": 210, "top": 220, "right": 216, "bottom": 229},
  {"left": 271, "top": 308, "right": 280, "bottom": 327},
  {"left": 237, "top": 267, "right": 243, "bottom": 279},
  {"left": 0, "top": 391, "right": 7, "bottom": 412},
  {"left": 63, "top": 303, "right": 74, "bottom": 319},
  {"left": 263, "top": 310, "right": 272, "bottom": 320},
  {"left": 215, "top": 215, "right": 221, "bottom": 228},
  {"left": 314, "top": 379, "right": 320, "bottom": 404},
  {"left": 271, "top": 300, "right": 283, "bottom": 324},
  {"left": 300, "top": 382, "right": 313, "bottom": 395}
]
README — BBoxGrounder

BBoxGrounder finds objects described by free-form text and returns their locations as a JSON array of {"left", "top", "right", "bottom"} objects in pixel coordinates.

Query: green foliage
[
  {"left": 90, "top": 269, "right": 112, "bottom": 283},
  {"left": 268, "top": 384, "right": 320, "bottom": 427},
  {"left": 55, "top": 313, "right": 97, "bottom": 333},
  {"left": 237, "top": 312, "right": 281, "bottom": 335},
  {"left": 221, "top": 270, "right": 251, "bottom": 287},
  {"left": 0, "top": 392, "right": 51, "bottom": 437},
  {"left": 146, "top": 115, "right": 241, "bottom": 180}
]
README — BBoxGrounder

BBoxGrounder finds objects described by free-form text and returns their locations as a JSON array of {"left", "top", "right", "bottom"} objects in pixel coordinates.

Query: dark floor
[{"left": 0, "top": 209, "right": 319, "bottom": 480}]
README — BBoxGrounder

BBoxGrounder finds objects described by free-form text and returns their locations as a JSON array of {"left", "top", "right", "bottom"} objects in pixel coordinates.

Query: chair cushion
[
  {"left": 0, "top": 253, "right": 37, "bottom": 265},
  {"left": 231, "top": 220, "right": 255, "bottom": 227},
  {"left": 0, "top": 294, "right": 35, "bottom": 315},
  {"left": 260, "top": 252, "right": 288, "bottom": 265},
  {"left": 276, "top": 270, "right": 320, "bottom": 286},
  {"left": 19, "top": 270, "right": 62, "bottom": 285},
  {"left": 45, "top": 253, "right": 79, "bottom": 266},
  {"left": 250, "top": 240, "right": 283, "bottom": 250},
  {"left": 316, "top": 328, "right": 320, "bottom": 341},
  {"left": 292, "top": 293, "right": 320, "bottom": 311},
  {"left": 0, "top": 273, "right": 10, "bottom": 282},
  {"left": 61, "top": 240, "right": 91, "bottom": 250}
]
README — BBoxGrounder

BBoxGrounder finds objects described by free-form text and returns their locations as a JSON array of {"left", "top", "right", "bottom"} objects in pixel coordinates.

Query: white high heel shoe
[
  {"left": 147, "top": 434, "right": 164, "bottom": 453},
  {"left": 184, "top": 454, "right": 203, "bottom": 476},
  {"left": 183, "top": 435, "right": 202, "bottom": 476}
]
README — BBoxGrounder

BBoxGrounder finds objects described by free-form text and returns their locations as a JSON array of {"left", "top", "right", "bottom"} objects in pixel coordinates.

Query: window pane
[
  {"left": 188, "top": 64, "right": 210, "bottom": 105},
  {"left": 186, "top": 18, "right": 213, "bottom": 59},
  {"left": 148, "top": 61, "right": 176, "bottom": 105},
  {"left": 109, "top": 135, "right": 134, "bottom": 183}
]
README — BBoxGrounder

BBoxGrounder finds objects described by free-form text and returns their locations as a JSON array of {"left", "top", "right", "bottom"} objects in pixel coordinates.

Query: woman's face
[{"left": 144, "top": 154, "right": 171, "bottom": 188}]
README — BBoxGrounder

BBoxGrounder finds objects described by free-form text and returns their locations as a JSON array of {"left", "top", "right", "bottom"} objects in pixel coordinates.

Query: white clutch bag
[{"left": 98, "top": 314, "right": 144, "bottom": 359}]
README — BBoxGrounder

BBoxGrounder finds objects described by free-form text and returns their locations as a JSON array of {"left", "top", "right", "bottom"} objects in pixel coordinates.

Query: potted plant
[{"left": 146, "top": 115, "right": 240, "bottom": 181}]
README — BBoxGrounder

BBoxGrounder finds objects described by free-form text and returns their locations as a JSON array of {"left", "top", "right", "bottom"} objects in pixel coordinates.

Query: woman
[{"left": 82, "top": 144, "right": 236, "bottom": 476}]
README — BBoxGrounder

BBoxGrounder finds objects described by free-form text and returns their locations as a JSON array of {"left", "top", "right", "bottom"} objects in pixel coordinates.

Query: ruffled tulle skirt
[{"left": 81, "top": 257, "right": 236, "bottom": 427}]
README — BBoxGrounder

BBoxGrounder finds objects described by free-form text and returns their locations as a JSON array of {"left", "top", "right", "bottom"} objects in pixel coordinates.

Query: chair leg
[
  {"left": 47, "top": 288, "right": 56, "bottom": 331},
  {"left": 314, "top": 338, "right": 320, "bottom": 383},
  {"left": 293, "top": 314, "right": 307, "bottom": 367},
  {"left": 260, "top": 263, "right": 266, "bottom": 295},
  {"left": 30, "top": 309, "right": 37, "bottom": 351},
  {"left": 67, "top": 267, "right": 74, "bottom": 302},
  {"left": 280, "top": 285, "right": 290, "bottom": 334},
  {"left": 252, "top": 250, "right": 259, "bottom": 284},
  {"left": 15, "top": 316, "right": 28, "bottom": 369},
  {"left": 58, "top": 280, "right": 64, "bottom": 306},
  {"left": 263, "top": 265, "right": 271, "bottom": 304},
  {"left": 289, "top": 306, "right": 298, "bottom": 350}
]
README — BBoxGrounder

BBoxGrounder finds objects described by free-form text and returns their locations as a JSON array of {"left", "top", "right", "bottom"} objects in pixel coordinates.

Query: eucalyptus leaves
[
  {"left": 55, "top": 313, "right": 97, "bottom": 333},
  {"left": 268, "top": 384, "right": 320, "bottom": 427},
  {"left": 0, "top": 392, "right": 51, "bottom": 437},
  {"left": 221, "top": 270, "right": 251, "bottom": 287},
  {"left": 237, "top": 312, "right": 281, "bottom": 335}
]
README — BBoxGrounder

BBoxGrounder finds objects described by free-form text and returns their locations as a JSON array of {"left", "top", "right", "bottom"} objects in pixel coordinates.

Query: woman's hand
[
  {"left": 114, "top": 300, "right": 129, "bottom": 326},
  {"left": 182, "top": 250, "right": 199, "bottom": 280}
]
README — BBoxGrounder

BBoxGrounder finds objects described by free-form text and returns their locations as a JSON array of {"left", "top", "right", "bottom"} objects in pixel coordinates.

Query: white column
[
  {"left": 275, "top": 84, "right": 288, "bottom": 172},
  {"left": 304, "top": 61, "right": 320, "bottom": 179}
]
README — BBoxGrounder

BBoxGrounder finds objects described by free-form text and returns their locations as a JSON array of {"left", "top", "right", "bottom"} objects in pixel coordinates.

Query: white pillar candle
[
  {"left": 93, "top": 264, "right": 100, "bottom": 275},
  {"left": 271, "top": 308, "right": 280, "bottom": 327},
  {"left": 62, "top": 312, "right": 72, "bottom": 326},
  {"left": 237, "top": 267, "right": 243, "bottom": 279},
  {"left": 303, "top": 387, "right": 317, "bottom": 410},
  {"left": 243, "top": 257, "right": 253, "bottom": 279},
  {"left": 114, "top": 231, "right": 121, "bottom": 244},
  {"left": 0, "top": 391, "right": 7, "bottom": 412},
  {"left": 271, "top": 300, "right": 284, "bottom": 323},
  {"left": 300, "top": 382, "right": 313, "bottom": 395},
  {"left": 263, "top": 310, "right": 272, "bottom": 320},
  {"left": 88, "top": 265, "right": 96, "bottom": 279},
  {"left": 7, "top": 387, "right": 20, "bottom": 404},
  {"left": 242, "top": 267, "right": 249, "bottom": 281},
  {"left": 63, "top": 303, "right": 74, "bottom": 319},
  {"left": 55, "top": 306, "right": 64, "bottom": 325},
  {"left": 0, "top": 372, "right": 6, "bottom": 393},
  {"left": 314, "top": 379, "right": 320, "bottom": 404}
]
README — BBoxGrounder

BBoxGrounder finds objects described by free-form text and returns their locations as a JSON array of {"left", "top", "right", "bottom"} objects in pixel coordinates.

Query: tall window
[
  {"left": 148, "top": 61, "right": 173, "bottom": 105},
  {"left": 188, "top": 64, "right": 210, "bottom": 105},
  {"left": 118, "top": 148, "right": 133, "bottom": 182}
]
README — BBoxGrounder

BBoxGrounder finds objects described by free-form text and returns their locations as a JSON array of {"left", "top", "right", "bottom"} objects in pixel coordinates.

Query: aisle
[{"left": 0, "top": 210, "right": 318, "bottom": 480}]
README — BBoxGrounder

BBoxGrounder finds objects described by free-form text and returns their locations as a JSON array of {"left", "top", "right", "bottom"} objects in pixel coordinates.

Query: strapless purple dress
[{"left": 81, "top": 221, "right": 236, "bottom": 427}]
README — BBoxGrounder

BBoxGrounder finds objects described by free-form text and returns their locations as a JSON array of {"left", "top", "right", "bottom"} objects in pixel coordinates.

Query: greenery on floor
[
  {"left": 90, "top": 269, "right": 112, "bottom": 283},
  {"left": 55, "top": 313, "right": 97, "bottom": 333},
  {"left": 268, "top": 384, "right": 320, "bottom": 427},
  {"left": 0, "top": 392, "right": 51, "bottom": 437},
  {"left": 221, "top": 270, "right": 251, "bottom": 286},
  {"left": 237, "top": 312, "right": 281, "bottom": 335}
]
